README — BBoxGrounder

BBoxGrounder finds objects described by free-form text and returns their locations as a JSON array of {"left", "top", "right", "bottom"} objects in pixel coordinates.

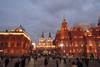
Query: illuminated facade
[
  {"left": 0, "top": 27, "right": 32, "bottom": 57},
  {"left": 70, "top": 26, "right": 85, "bottom": 57},
  {"left": 54, "top": 19, "right": 100, "bottom": 58},
  {"left": 37, "top": 32, "right": 46, "bottom": 53},
  {"left": 37, "top": 32, "right": 55, "bottom": 54},
  {"left": 54, "top": 19, "right": 71, "bottom": 56},
  {"left": 92, "top": 22, "right": 100, "bottom": 58}
]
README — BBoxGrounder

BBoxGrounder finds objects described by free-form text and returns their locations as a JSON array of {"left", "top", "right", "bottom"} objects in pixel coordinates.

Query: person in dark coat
[
  {"left": 76, "top": 59, "right": 83, "bottom": 67},
  {"left": 71, "top": 61, "right": 77, "bottom": 67},
  {"left": 85, "top": 58, "right": 89, "bottom": 67},
  {"left": 56, "top": 60, "right": 59, "bottom": 67},
  {"left": 14, "top": 61, "right": 20, "bottom": 67},
  {"left": 5, "top": 58, "right": 9, "bottom": 67},
  {"left": 21, "top": 58, "right": 26, "bottom": 67},
  {"left": 44, "top": 58, "right": 48, "bottom": 67},
  {"left": 63, "top": 58, "right": 66, "bottom": 64}
]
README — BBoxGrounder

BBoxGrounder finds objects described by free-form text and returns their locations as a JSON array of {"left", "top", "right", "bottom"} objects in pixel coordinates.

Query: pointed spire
[
  {"left": 48, "top": 32, "right": 51, "bottom": 38},
  {"left": 41, "top": 32, "right": 44, "bottom": 38},
  {"left": 19, "top": 25, "right": 25, "bottom": 31},
  {"left": 64, "top": 18, "right": 66, "bottom": 22},
  {"left": 62, "top": 18, "right": 68, "bottom": 25},
  {"left": 98, "top": 17, "right": 100, "bottom": 26},
  {"left": 61, "top": 18, "right": 68, "bottom": 31}
]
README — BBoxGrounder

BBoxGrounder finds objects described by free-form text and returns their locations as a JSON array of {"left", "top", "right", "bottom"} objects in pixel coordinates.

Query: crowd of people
[
  {"left": 0, "top": 55, "right": 100, "bottom": 67},
  {"left": 0, "top": 56, "right": 31, "bottom": 67},
  {"left": 43, "top": 57, "right": 88, "bottom": 67}
]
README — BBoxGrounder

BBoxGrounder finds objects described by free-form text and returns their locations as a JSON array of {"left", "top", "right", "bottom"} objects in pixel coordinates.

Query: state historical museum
[{"left": 54, "top": 19, "right": 100, "bottom": 58}]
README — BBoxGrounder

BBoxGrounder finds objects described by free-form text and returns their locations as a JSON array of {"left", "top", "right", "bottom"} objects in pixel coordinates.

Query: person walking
[
  {"left": 85, "top": 58, "right": 89, "bottom": 67},
  {"left": 76, "top": 59, "right": 83, "bottom": 67},
  {"left": 44, "top": 57, "right": 48, "bottom": 67},
  {"left": 21, "top": 57, "right": 26, "bottom": 67},
  {"left": 63, "top": 58, "right": 66, "bottom": 64},
  {"left": 14, "top": 60, "right": 20, "bottom": 67},
  {"left": 5, "top": 58, "right": 9, "bottom": 67},
  {"left": 56, "top": 59, "right": 59, "bottom": 67},
  {"left": 71, "top": 61, "right": 77, "bottom": 67}
]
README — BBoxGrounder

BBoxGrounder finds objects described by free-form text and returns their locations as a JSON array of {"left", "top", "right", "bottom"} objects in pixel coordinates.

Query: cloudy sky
[{"left": 0, "top": 0, "right": 100, "bottom": 42}]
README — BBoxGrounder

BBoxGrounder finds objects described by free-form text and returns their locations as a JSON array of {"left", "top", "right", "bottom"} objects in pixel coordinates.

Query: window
[
  {"left": 74, "top": 36, "right": 77, "bottom": 38},
  {"left": 96, "top": 29, "right": 99, "bottom": 31},
  {"left": 70, "top": 50, "right": 72, "bottom": 53},
  {"left": 66, "top": 44, "right": 68, "bottom": 47},
  {"left": 8, "top": 42, "right": 11, "bottom": 47},
  {"left": 99, "top": 44, "right": 100, "bottom": 47},
  {"left": 73, "top": 49, "right": 75, "bottom": 53},
  {"left": 75, "top": 44, "right": 78, "bottom": 47},
  {"left": 95, "top": 50, "right": 97, "bottom": 53},
  {"left": 80, "top": 36, "right": 83, "bottom": 38},
  {"left": 87, "top": 50, "right": 89, "bottom": 53},
  {"left": 81, "top": 44, "right": 83, "bottom": 47},
  {"left": 14, "top": 43, "right": 16, "bottom": 47}
]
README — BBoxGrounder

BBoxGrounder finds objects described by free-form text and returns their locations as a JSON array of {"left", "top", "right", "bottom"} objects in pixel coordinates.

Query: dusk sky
[{"left": 0, "top": 0, "right": 100, "bottom": 42}]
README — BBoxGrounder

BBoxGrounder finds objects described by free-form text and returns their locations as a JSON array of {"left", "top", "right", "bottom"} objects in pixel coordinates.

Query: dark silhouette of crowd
[{"left": 0, "top": 55, "right": 100, "bottom": 67}]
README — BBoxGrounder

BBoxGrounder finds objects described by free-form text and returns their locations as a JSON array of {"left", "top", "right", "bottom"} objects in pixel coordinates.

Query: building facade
[
  {"left": 0, "top": 27, "right": 32, "bottom": 57},
  {"left": 37, "top": 32, "right": 55, "bottom": 55},
  {"left": 54, "top": 19, "right": 100, "bottom": 58}
]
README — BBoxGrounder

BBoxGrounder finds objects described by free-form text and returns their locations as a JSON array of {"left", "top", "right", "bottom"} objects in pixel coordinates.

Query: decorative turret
[
  {"left": 38, "top": 32, "right": 46, "bottom": 46},
  {"left": 47, "top": 32, "right": 53, "bottom": 46},
  {"left": 60, "top": 19, "right": 68, "bottom": 40},
  {"left": 98, "top": 17, "right": 100, "bottom": 27},
  {"left": 61, "top": 19, "right": 68, "bottom": 31},
  {"left": 48, "top": 32, "right": 51, "bottom": 38},
  {"left": 41, "top": 32, "right": 44, "bottom": 38}
]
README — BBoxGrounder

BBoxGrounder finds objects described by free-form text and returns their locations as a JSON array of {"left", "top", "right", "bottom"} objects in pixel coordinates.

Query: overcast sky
[{"left": 0, "top": 0, "right": 100, "bottom": 42}]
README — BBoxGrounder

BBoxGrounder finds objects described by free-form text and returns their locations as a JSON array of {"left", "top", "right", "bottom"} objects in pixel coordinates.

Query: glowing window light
[
  {"left": 32, "top": 42, "right": 36, "bottom": 48},
  {"left": 80, "top": 36, "right": 83, "bottom": 38},
  {"left": 87, "top": 50, "right": 89, "bottom": 53},
  {"left": 66, "top": 44, "right": 68, "bottom": 47},
  {"left": 70, "top": 50, "right": 71, "bottom": 53},
  {"left": 11, "top": 49, "right": 14, "bottom": 54},
  {"left": 95, "top": 50, "right": 97, "bottom": 53},
  {"left": 99, "top": 44, "right": 100, "bottom": 47},
  {"left": 59, "top": 43, "right": 64, "bottom": 47},
  {"left": 19, "top": 29, "right": 23, "bottom": 32},
  {"left": 81, "top": 44, "right": 83, "bottom": 47},
  {"left": 0, "top": 50, "right": 3, "bottom": 52},
  {"left": 75, "top": 44, "right": 78, "bottom": 47},
  {"left": 89, "top": 44, "right": 92, "bottom": 46},
  {"left": 73, "top": 49, "right": 75, "bottom": 53},
  {"left": 64, "top": 50, "right": 65, "bottom": 53},
  {"left": 0, "top": 32, "right": 31, "bottom": 41}
]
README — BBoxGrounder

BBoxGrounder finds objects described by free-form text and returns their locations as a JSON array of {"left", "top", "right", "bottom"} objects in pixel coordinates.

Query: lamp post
[{"left": 59, "top": 43, "right": 64, "bottom": 56}]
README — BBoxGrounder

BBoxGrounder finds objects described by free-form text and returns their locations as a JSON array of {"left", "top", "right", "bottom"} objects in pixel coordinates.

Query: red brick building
[
  {"left": 70, "top": 26, "right": 85, "bottom": 57},
  {"left": 54, "top": 19, "right": 100, "bottom": 58},
  {"left": 0, "top": 27, "right": 32, "bottom": 57}
]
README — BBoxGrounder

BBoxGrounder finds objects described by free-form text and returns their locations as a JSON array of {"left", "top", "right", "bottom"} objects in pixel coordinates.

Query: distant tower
[
  {"left": 98, "top": 17, "right": 100, "bottom": 26},
  {"left": 47, "top": 32, "right": 53, "bottom": 46},
  {"left": 58, "top": 19, "right": 70, "bottom": 56},
  {"left": 60, "top": 19, "right": 68, "bottom": 43},
  {"left": 48, "top": 32, "right": 51, "bottom": 38},
  {"left": 19, "top": 25, "right": 26, "bottom": 31},
  {"left": 38, "top": 32, "right": 46, "bottom": 46},
  {"left": 41, "top": 32, "right": 44, "bottom": 38}
]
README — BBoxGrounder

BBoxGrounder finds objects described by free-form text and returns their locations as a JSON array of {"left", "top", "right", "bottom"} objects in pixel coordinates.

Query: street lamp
[
  {"left": 32, "top": 42, "right": 36, "bottom": 49},
  {"left": 59, "top": 43, "right": 65, "bottom": 56},
  {"left": 60, "top": 43, "right": 64, "bottom": 48}
]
